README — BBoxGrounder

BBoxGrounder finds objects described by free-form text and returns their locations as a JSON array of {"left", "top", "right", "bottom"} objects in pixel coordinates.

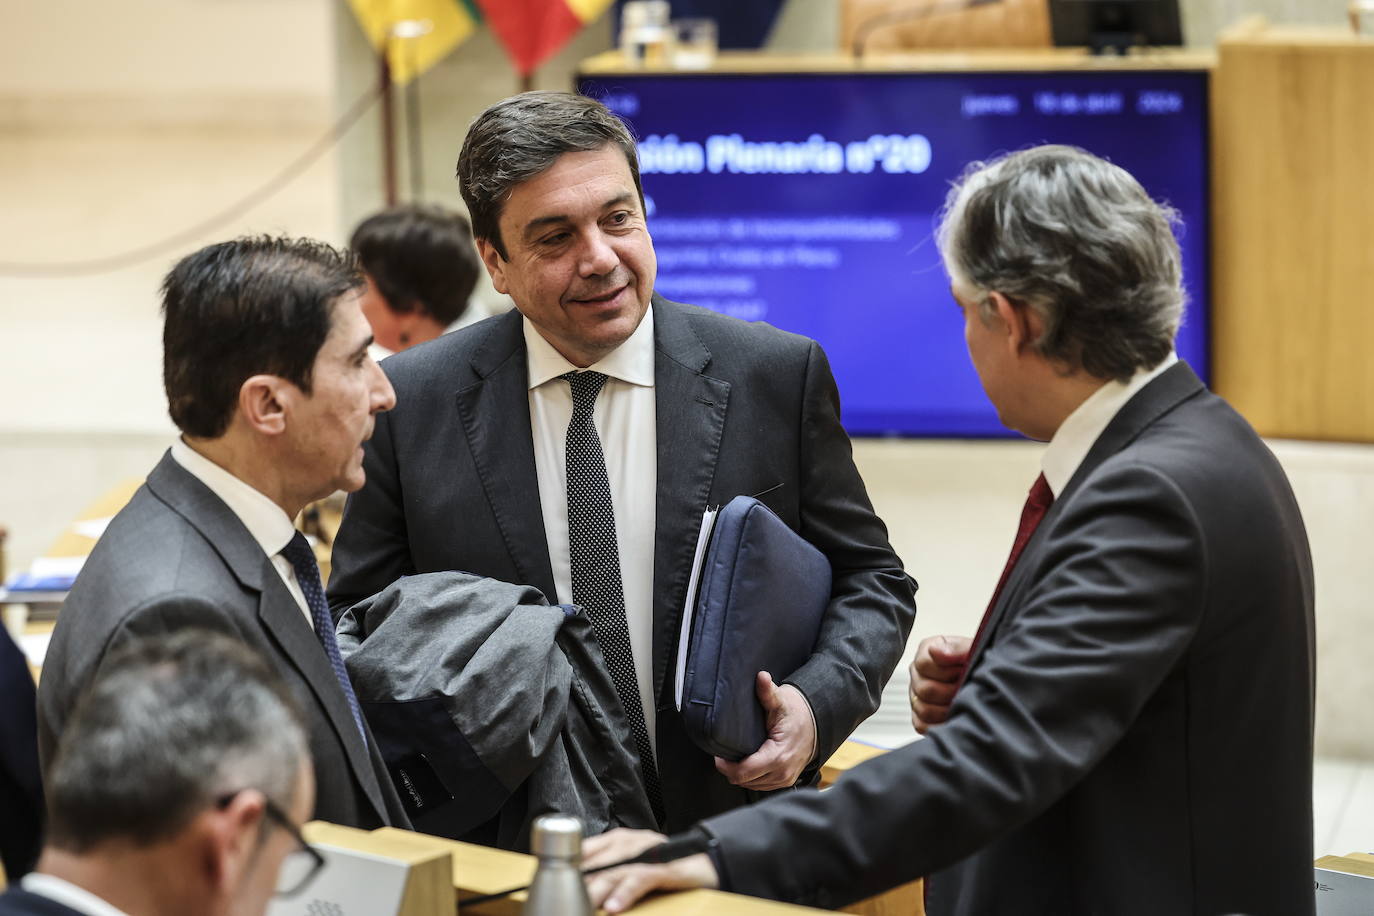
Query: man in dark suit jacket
[
  {"left": 37, "top": 237, "right": 407, "bottom": 830},
  {"left": 328, "top": 91, "right": 917, "bottom": 834},
  {"left": 583, "top": 146, "right": 1316, "bottom": 916},
  {"left": 0, "top": 627, "right": 42, "bottom": 882},
  {"left": 6, "top": 632, "right": 317, "bottom": 916}
]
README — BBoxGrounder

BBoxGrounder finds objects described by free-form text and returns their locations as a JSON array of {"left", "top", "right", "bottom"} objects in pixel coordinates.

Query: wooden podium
[{"left": 1211, "top": 21, "right": 1374, "bottom": 441}]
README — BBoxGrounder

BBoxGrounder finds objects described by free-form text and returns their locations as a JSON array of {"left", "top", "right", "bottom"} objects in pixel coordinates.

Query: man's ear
[
  {"left": 475, "top": 238, "right": 509, "bottom": 295},
  {"left": 986, "top": 291, "right": 1041, "bottom": 356},
  {"left": 238, "top": 375, "right": 289, "bottom": 436},
  {"left": 200, "top": 791, "right": 267, "bottom": 896}
]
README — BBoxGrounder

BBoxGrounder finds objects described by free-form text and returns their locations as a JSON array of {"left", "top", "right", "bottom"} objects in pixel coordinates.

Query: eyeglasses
[{"left": 216, "top": 790, "right": 327, "bottom": 898}]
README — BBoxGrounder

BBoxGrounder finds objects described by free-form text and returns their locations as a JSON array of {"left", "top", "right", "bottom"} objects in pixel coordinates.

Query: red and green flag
[{"left": 478, "top": 0, "right": 616, "bottom": 77}]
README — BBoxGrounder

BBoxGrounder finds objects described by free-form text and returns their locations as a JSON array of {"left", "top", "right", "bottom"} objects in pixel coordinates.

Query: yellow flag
[
  {"left": 565, "top": 0, "right": 616, "bottom": 23},
  {"left": 346, "top": 0, "right": 480, "bottom": 84}
]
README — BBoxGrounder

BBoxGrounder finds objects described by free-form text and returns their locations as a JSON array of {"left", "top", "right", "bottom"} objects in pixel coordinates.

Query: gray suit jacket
[
  {"left": 328, "top": 296, "right": 918, "bottom": 832},
  {"left": 36, "top": 453, "right": 408, "bottom": 830},
  {"left": 698, "top": 363, "right": 1316, "bottom": 916}
]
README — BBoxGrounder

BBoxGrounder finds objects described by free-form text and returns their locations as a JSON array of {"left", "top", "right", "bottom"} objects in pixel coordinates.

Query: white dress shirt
[
  {"left": 21, "top": 874, "right": 131, "bottom": 916},
  {"left": 525, "top": 311, "right": 659, "bottom": 752},
  {"left": 170, "top": 439, "right": 313, "bottom": 627},
  {"left": 1041, "top": 353, "right": 1179, "bottom": 498}
]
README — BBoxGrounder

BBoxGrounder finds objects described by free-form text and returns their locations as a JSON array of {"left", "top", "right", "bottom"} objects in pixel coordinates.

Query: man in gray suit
[
  {"left": 328, "top": 91, "right": 917, "bottom": 834},
  {"left": 583, "top": 146, "right": 1316, "bottom": 916},
  {"left": 37, "top": 237, "right": 408, "bottom": 830}
]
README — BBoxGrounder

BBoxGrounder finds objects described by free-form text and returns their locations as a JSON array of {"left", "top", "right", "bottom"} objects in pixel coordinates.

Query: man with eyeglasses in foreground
[{"left": 0, "top": 629, "right": 324, "bottom": 916}]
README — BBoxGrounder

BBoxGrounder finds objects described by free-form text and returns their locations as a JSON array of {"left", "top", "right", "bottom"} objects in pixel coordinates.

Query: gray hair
[
  {"left": 456, "top": 90, "right": 644, "bottom": 260},
  {"left": 45, "top": 629, "right": 309, "bottom": 853},
  {"left": 937, "top": 144, "right": 1185, "bottom": 381}
]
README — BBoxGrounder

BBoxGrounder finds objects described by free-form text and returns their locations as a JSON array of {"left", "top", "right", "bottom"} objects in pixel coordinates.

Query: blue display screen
[{"left": 577, "top": 70, "right": 1210, "bottom": 437}]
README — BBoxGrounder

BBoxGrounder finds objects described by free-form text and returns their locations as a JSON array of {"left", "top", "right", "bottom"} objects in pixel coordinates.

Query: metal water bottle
[{"left": 523, "top": 814, "right": 594, "bottom": 916}]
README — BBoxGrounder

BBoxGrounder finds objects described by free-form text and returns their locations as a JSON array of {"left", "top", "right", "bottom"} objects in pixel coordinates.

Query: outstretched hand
[
  {"left": 584, "top": 829, "right": 717, "bottom": 913},
  {"left": 714, "top": 671, "right": 816, "bottom": 791}
]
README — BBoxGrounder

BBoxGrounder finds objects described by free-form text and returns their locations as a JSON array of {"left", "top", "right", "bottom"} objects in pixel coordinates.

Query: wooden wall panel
[
  {"left": 1212, "top": 25, "right": 1374, "bottom": 441},
  {"left": 841, "top": 0, "right": 1051, "bottom": 54}
]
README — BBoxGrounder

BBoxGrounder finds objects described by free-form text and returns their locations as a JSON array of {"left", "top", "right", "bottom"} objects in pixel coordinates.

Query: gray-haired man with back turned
[
  {"left": 0, "top": 630, "right": 319, "bottom": 916},
  {"left": 584, "top": 145, "right": 1316, "bottom": 916}
]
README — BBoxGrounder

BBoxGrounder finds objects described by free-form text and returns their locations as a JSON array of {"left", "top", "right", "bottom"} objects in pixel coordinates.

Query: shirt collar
[
  {"left": 523, "top": 307, "right": 656, "bottom": 390},
  {"left": 21, "top": 874, "right": 132, "bottom": 916},
  {"left": 1041, "top": 353, "right": 1178, "bottom": 498},
  {"left": 170, "top": 438, "right": 298, "bottom": 557}
]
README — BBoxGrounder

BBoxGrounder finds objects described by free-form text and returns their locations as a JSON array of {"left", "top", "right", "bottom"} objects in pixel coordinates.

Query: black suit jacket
[
  {"left": 0, "top": 887, "right": 84, "bottom": 916},
  {"left": 328, "top": 296, "right": 917, "bottom": 831},
  {"left": 698, "top": 363, "right": 1316, "bottom": 916},
  {"left": 35, "top": 453, "right": 409, "bottom": 830}
]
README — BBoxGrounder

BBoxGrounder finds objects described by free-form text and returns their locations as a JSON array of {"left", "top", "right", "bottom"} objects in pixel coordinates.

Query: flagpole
[
  {"left": 387, "top": 19, "right": 434, "bottom": 204},
  {"left": 521, "top": 71, "right": 535, "bottom": 93},
  {"left": 407, "top": 41, "right": 423, "bottom": 201},
  {"left": 379, "top": 43, "right": 398, "bottom": 207}
]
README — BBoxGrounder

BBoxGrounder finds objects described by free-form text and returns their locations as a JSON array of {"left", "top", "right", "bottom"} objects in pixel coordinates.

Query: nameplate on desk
[
  {"left": 1315, "top": 854, "right": 1374, "bottom": 916},
  {"left": 267, "top": 823, "right": 455, "bottom": 916}
]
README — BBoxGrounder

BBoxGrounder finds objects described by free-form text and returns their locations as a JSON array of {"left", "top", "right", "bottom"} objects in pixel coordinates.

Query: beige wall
[{"left": 0, "top": 0, "right": 334, "bottom": 123}]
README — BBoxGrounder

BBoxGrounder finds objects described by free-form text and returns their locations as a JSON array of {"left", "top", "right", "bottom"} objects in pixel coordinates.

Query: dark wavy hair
[
  {"left": 456, "top": 91, "right": 643, "bottom": 260},
  {"left": 161, "top": 236, "right": 362, "bottom": 438},
  {"left": 350, "top": 204, "right": 480, "bottom": 325}
]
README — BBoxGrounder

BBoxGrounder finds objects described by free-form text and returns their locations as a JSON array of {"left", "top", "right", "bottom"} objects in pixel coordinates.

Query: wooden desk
[
  {"left": 361, "top": 826, "right": 829, "bottom": 916},
  {"left": 298, "top": 741, "right": 916, "bottom": 916},
  {"left": 820, "top": 740, "right": 888, "bottom": 788}
]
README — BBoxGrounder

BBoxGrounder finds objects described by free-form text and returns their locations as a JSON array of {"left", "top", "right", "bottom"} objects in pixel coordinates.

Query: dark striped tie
[
  {"left": 280, "top": 531, "right": 368, "bottom": 744},
  {"left": 562, "top": 369, "right": 665, "bottom": 825}
]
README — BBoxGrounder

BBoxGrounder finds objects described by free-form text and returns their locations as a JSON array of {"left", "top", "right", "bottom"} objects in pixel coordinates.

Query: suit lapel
[
  {"left": 254, "top": 569, "right": 390, "bottom": 821},
  {"left": 454, "top": 310, "right": 558, "bottom": 600},
  {"left": 147, "top": 452, "right": 390, "bottom": 824},
  {"left": 650, "top": 297, "right": 731, "bottom": 704},
  {"left": 966, "top": 362, "right": 1208, "bottom": 672},
  {"left": 146, "top": 452, "right": 266, "bottom": 592}
]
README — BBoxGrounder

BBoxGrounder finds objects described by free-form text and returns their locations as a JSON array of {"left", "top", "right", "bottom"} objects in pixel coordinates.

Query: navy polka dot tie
[
  {"left": 562, "top": 370, "right": 665, "bottom": 824},
  {"left": 281, "top": 531, "right": 368, "bottom": 745}
]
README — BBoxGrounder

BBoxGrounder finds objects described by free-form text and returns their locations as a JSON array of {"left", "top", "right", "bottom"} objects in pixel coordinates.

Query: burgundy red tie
[
  {"left": 926, "top": 473, "right": 1054, "bottom": 911},
  {"left": 966, "top": 472, "right": 1056, "bottom": 669}
]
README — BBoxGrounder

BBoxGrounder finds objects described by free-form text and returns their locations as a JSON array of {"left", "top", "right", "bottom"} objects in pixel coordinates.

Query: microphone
[{"left": 457, "top": 829, "right": 713, "bottom": 906}]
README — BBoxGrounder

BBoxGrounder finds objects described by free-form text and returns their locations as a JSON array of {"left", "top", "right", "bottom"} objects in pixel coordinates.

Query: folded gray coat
[{"left": 336, "top": 571, "right": 657, "bottom": 850}]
